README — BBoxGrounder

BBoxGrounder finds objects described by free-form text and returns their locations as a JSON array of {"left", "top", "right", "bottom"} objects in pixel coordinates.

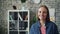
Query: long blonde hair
[{"left": 36, "top": 5, "right": 50, "bottom": 21}]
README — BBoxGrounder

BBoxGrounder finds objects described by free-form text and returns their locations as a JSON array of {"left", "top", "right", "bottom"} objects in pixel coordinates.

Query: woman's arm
[
  {"left": 30, "top": 25, "right": 35, "bottom": 34},
  {"left": 53, "top": 24, "right": 59, "bottom": 34}
]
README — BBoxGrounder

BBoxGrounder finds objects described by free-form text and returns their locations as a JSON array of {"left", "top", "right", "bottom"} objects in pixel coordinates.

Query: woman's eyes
[
  {"left": 43, "top": 12, "right": 47, "bottom": 13},
  {"left": 39, "top": 11, "right": 41, "bottom": 13},
  {"left": 39, "top": 11, "right": 47, "bottom": 13}
]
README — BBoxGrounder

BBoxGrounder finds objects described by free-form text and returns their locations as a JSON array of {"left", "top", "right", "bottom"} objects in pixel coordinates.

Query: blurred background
[{"left": 0, "top": 0, "right": 60, "bottom": 34}]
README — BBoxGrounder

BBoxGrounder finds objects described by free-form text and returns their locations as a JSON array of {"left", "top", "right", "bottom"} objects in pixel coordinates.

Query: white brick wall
[{"left": 0, "top": 0, "right": 60, "bottom": 34}]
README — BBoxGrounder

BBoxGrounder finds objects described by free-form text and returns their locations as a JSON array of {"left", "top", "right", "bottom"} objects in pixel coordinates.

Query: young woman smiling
[{"left": 30, "top": 5, "right": 59, "bottom": 34}]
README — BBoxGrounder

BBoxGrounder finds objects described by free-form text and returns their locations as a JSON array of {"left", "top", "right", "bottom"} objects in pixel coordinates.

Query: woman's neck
[{"left": 40, "top": 20, "right": 46, "bottom": 26}]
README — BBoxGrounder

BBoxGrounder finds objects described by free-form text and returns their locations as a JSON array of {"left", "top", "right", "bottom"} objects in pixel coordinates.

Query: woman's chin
[{"left": 40, "top": 18, "right": 45, "bottom": 20}]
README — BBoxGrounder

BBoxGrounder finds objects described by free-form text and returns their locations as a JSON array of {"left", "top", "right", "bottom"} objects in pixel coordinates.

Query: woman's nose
[{"left": 41, "top": 12, "right": 43, "bottom": 16}]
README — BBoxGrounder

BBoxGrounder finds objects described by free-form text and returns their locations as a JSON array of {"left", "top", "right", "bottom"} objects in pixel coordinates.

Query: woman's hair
[{"left": 37, "top": 5, "right": 50, "bottom": 21}]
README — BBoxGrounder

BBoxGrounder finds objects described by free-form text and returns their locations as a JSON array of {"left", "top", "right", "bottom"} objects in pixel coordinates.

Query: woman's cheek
[{"left": 44, "top": 14, "right": 47, "bottom": 19}]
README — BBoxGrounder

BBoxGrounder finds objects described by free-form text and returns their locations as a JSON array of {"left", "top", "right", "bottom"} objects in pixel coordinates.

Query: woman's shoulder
[
  {"left": 48, "top": 21, "right": 57, "bottom": 27},
  {"left": 31, "top": 21, "right": 39, "bottom": 28},
  {"left": 49, "top": 21, "right": 56, "bottom": 24},
  {"left": 31, "top": 22, "right": 38, "bottom": 26}
]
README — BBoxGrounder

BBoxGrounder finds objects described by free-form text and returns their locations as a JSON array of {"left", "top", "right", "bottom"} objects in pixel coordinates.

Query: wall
[{"left": 0, "top": 0, "right": 60, "bottom": 34}]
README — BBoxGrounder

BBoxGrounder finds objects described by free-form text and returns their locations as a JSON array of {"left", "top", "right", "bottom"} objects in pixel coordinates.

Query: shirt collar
[
  {"left": 37, "top": 21, "right": 49, "bottom": 28},
  {"left": 37, "top": 21, "right": 40, "bottom": 28}
]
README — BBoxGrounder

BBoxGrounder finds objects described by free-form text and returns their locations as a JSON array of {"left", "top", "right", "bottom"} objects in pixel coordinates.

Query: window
[{"left": 8, "top": 10, "right": 29, "bottom": 34}]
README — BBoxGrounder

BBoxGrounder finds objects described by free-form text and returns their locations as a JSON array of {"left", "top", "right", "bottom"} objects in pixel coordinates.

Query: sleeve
[
  {"left": 53, "top": 24, "right": 59, "bottom": 34},
  {"left": 30, "top": 25, "right": 35, "bottom": 34}
]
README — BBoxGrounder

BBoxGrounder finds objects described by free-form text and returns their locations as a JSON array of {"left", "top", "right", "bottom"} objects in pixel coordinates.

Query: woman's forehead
[{"left": 38, "top": 7, "right": 47, "bottom": 12}]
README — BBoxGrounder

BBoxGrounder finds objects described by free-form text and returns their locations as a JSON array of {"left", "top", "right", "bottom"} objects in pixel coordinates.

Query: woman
[{"left": 30, "top": 5, "right": 59, "bottom": 34}]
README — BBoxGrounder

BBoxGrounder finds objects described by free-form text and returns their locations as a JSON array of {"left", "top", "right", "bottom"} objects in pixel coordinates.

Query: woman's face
[{"left": 38, "top": 7, "right": 47, "bottom": 20}]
